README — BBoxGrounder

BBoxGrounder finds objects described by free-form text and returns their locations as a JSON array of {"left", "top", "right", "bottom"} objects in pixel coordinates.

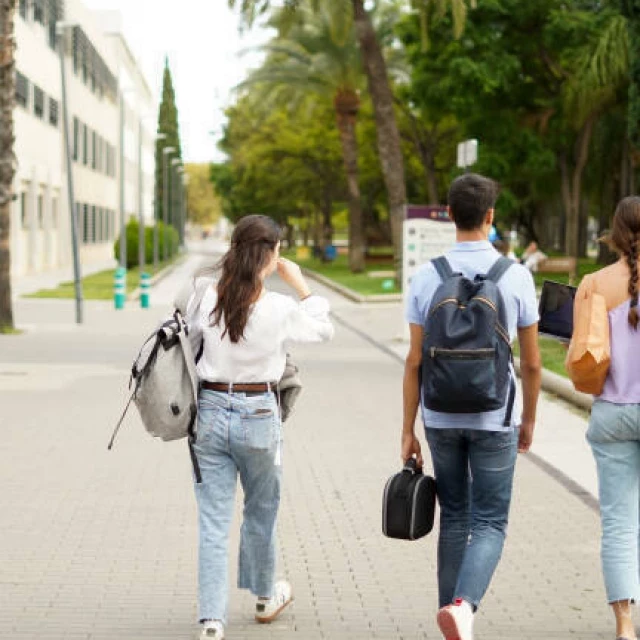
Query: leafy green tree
[
  {"left": 244, "top": 1, "right": 368, "bottom": 270},
  {"left": 621, "top": 0, "right": 640, "bottom": 148},
  {"left": 400, "top": 0, "right": 628, "bottom": 256},
  {"left": 154, "top": 58, "right": 182, "bottom": 231},
  {"left": 228, "top": 0, "right": 477, "bottom": 277},
  {"left": 184, "top": 164, "right": 222, "bottom": 226},
  {"left": 212, "top": 95, "right": 346, "bottom": 245}
]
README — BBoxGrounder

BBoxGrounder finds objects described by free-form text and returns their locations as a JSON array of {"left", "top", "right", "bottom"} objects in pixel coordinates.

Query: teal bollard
[
  {"left": 381, "top": 278, "right": 395, "bottom": 291},
  {"left": 114, "top": 267, "right": 127, "bottom": 310},
  {"left": 140, "top": 272, "right": 151, "bottom": 309}
]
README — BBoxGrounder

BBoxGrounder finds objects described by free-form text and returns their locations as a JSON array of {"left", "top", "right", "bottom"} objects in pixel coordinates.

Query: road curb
[
  {"left": 514, "top": 357, "right": 592, "bottom": 411},
  {"left": 302, "top": 268, "right": 403, "bottom": 304}
]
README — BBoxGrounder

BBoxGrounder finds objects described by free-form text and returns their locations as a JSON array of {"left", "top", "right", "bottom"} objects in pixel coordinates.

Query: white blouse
[{"left": 186, "top": 283, "right": 334, "bottom": 383}]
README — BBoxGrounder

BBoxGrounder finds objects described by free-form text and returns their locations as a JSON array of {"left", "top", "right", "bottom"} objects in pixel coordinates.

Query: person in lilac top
[{"left": 573, "top": 197, "right": 640, "bottom": 640}]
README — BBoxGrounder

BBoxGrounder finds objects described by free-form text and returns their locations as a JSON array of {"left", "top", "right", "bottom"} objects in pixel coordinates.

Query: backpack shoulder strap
[
  {"left": 485, "top": 256, "right": 514, "bottom": 284},
  {"left": 431, "top": 256, "right": 454, "bottom": 282}
]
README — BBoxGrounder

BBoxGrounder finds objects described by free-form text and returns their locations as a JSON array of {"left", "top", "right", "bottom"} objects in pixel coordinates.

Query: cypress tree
[{"left": 155, "top": 58, "right": 182, "bottom": 230}]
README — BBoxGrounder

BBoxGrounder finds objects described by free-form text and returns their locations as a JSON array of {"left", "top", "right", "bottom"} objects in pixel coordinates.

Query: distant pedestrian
[
  {"left": 402, "top": 174, "right": 542, "bottom": 640},
  {"left": 571, "top": 197, "right": 640, "bottom": 640},
  {"left": 185, "top": 215, "right": 334, "bottom": 640}
]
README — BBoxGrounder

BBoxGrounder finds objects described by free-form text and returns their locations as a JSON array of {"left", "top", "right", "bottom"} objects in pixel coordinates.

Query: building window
[
  {"left": 51, "top": 198, "right": 58, "bottom": 229},
  {"left": 83, "top": 204, "right": 89, "bottom": 244},
  {"left": 96, "top": 136, "right": 102, "bottom": 172},
  {"left": 87, "top": 127, "right": 93, "bottom": 168},
  {"left": 33, "top": 0, "right": 44, "bottom": 24},
  {"left": 19, "top": 0, "right": 27, "bottom": 19},
  {"left": 72, "top": 117, "right": 79, "bottom": 161},
  {"left": 20, "top": 192, "right": 28, "bottom": 229},
  {"left": 91, "top": 131, "right": 97, "bottom": 170},
  {"left": 90, "top": 206, "right": 97, "bottom": 243},
  {"left": 49, "top": 21, "right": 56, "bottom": 49},
  {"left": 37, "top": 194, "right": 44, "bottom": 228},
  {"left": 82, "top": 124, "right": 88, "bottom": 166},
  {"left": 33, "top": 85, "right": 45, "bottom": 119},
  {"left": 49, "top": 97, "right": 59, "bottom": 127},
  {"left": 15, "top": 72, "right": 29, "bottom": 109}
]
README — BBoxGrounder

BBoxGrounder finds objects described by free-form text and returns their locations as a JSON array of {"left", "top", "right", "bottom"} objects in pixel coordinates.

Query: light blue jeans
[
  {"left": 425, "top": 427, "right": 518, "bottom": 609},
  {"left": 587, "top": 399, "right": 640, "bottom": 604},
  {"left": 194, "top": 389, "right": 282, "bottom": 624}
]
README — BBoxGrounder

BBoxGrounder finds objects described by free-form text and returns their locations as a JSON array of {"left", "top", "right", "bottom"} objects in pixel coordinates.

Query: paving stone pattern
[{"left": 0, "top": 267, "right": 613, "bottom": 639}]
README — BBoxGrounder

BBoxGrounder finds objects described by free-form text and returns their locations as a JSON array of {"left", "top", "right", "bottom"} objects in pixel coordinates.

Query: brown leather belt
[{"left": 201, "top": 381, "right": 276, "bottom": 394}]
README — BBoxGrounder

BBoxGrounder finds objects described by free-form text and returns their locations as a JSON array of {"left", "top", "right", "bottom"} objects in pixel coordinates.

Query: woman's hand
[{"left": 277, "top": 258, "right": 311, "bottom": 299}]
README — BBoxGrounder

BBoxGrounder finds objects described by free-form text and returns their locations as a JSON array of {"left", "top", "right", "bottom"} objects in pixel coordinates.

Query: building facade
[{"left": 11, "top": 0, "right": 156, "bottom": 278}]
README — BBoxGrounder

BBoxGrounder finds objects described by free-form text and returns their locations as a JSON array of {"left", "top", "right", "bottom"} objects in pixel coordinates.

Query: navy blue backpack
[{"left": 422, "top": 256, "right": 516, "bottom": 426}]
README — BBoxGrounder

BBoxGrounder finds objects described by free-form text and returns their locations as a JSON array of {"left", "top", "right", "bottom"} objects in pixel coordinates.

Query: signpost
[
  {"left": 402, "top": 205, "right": 457, "bottom": 339},
  {"left": 456, "top": 138, "right": 478, "bottom": 171}
]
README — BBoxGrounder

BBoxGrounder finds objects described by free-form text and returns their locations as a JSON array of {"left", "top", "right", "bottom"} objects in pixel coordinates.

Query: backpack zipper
[
  {"left": 430, "top": 347, "right": 495, "bottom": 359},
  {"left": 429, "top": 296, "right": 510, "bottom": 346},
  {"left": 429, "top": 298, "right": 458, "bottom": 316}
]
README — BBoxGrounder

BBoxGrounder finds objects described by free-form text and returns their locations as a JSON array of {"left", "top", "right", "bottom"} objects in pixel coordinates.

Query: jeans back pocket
[{"left": 241, "top": 408, "right": 277, "bottom": 450}]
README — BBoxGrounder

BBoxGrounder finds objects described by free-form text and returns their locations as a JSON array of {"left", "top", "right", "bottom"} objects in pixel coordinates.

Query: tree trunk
[
  {"left": 400, "top": 102, "right": 439, "bottom": 203},
  {"left": 561, "top": 115, "right": 596, "bottom": 258},
  {"left": 0, "top": 1, "right": 16, "bottom": 331},
  {"left": 352, "top": 0, "right": 406, "bottom": 281},
  {"left": 335, "top": 93, "right": 365, "bottom": 273},
  {"left": 321, "top": 192, "right": 333, "bottom": 261}
]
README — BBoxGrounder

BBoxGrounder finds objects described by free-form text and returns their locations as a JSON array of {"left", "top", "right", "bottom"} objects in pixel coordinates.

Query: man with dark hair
[{"left": 402, "top": 173, "right": 542, "bottom": 640}]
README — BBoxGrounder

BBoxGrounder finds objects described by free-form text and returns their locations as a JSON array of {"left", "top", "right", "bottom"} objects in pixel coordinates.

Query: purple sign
[{"left": 405, "top": 204, "right": 449, "bottom": 221}]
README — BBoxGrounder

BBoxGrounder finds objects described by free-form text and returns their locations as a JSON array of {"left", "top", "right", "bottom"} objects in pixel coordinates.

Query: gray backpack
[{"left": 108, "top": 279, "right": 211, "bottom": 482}]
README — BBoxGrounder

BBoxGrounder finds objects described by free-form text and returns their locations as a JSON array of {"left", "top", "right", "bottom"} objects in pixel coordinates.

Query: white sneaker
[
  {"left": 255, "top": 580, "right": 293, "bottom": 623},
  {"left": 199, "top": 619, "right": 224, "bottom": 639},
  {"left": 436, "top": 598, "right": 474, "bottom": 640}
]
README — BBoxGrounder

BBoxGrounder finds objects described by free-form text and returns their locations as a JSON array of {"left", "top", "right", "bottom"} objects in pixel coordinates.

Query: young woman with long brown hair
[
  {"left": 185, "top": 215, "right": 334, "bottom": 640},
  {"left": 573, "top": 197, "right": 640, "bottom": 640}
]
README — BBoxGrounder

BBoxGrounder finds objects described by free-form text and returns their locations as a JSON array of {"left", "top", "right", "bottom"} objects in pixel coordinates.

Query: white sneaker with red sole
[
  {"left": 436, "top": 598, "right": 474, "bottom": 640},
  {"left": 255, "top": 580, "right": 293, "bottom": 623}
]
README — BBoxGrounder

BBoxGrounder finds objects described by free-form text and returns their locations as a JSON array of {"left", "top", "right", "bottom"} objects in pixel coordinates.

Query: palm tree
[
  {"left": 228, "top": 0, "right": 476, "bottom": 278},
  {"left": 0, "top": 0, "right": 16, "bottom": 332},
  {"left": 242, "top": 2, "right": 367, "bottom": 271},
  {"left": 561, "top": 12, "right": 629, "bottom": 257},
  {"left": 620, "top": 0, "right": 640, "bottom": 148}
]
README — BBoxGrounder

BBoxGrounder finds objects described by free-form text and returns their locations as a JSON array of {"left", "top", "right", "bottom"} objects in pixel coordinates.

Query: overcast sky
[{"left": 83, "top": 0, "right": 272, "bottom": 163}]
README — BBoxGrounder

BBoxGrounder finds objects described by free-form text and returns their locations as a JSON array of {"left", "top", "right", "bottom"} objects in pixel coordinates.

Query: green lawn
[
  {"left": 513, "top": 336, "right": 568, "bottom": 378},
  {"left": 284, "top": 249, "right": 400, "bottom": 296},
  {"left": 26, "top": 258, "right": 179, "bottom": 301}
]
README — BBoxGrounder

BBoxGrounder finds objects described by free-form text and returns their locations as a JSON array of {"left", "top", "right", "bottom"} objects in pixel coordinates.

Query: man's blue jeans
[
  {"left": 425, "top": 427, "right": 518, "bottom": 609},
  {"left": 194, "top": 389, "right": 282, "bottom": 624},
  {"left": 587, "top": 399, "right": 640, "bottom": 604}
]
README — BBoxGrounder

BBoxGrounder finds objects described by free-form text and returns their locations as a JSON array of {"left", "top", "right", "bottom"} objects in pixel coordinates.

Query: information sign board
[{"left": 401, "top": 205, "right": 456, "bottom": 339}]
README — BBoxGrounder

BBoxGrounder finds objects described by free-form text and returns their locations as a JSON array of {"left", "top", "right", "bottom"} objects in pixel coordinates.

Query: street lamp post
[
  {"left": 162, "top": 146, "right": 175, "bottom": 262},
  {"left": 137, "top": 116, "right": 145, "bottom": 274},
  {"left": 176, "top": 166, "right": 185, "bottom": 248},
  {"left": 153, "top": 133, "right": 166, "bottom": 270},
  {"left": 56, "top": 22, "right": 83, "bottom": 324},
  {"left": 118, "top": 90, "right": 126, "bottom": 269},
  {"left": 181, "top": 172, "right": 189, "bottom": 248},
  {"left": 171, "top": 158, "right": 181, "bottom": 255}
]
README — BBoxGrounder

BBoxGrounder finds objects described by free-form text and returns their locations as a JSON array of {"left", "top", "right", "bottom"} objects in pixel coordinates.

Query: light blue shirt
[{"left": 406, "top": 241, "right": 539, "bottom": 431}]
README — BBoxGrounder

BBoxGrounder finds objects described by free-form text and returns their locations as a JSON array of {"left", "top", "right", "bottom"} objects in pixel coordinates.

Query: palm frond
[{"left": 564, "top": 14, "right": 629, "bottom": 127}]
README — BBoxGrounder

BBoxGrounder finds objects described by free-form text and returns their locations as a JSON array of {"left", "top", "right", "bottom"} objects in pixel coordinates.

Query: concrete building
[{"left": 11, "top": 0, "right": 156, "bottom": 279}]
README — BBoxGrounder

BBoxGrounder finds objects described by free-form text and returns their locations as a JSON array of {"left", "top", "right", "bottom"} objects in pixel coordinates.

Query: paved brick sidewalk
[{"left": 0, "top": 263, "right": 612, "bottom": 639}]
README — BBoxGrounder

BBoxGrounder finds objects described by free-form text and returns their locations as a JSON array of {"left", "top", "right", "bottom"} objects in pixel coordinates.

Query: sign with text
[
  {"left": 401, "top": 205, "right": 456, "bottom": 340},
  {"left": 403, "top": 205, "right": 456, "bottom": 294}
]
